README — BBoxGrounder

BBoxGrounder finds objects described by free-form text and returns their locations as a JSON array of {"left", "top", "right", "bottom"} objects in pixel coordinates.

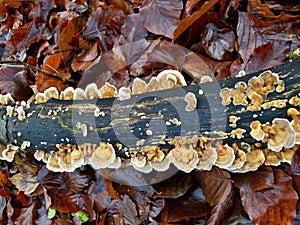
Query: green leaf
[
  {"left": 47, "top": 208, "right": 56, "bottom": 219},
  {"left": 74, "top": 211, "right": 89, "bottom": 223}
]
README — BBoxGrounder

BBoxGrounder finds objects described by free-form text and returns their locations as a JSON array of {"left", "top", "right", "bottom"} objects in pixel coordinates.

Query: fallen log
[{"left": 0, "top": 59, "right": 299, "bottom": 173}]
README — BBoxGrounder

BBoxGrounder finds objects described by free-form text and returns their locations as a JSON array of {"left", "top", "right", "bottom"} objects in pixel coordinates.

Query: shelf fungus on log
[{"left": 0, "top": 60, "right": 300, "bottom": 173}]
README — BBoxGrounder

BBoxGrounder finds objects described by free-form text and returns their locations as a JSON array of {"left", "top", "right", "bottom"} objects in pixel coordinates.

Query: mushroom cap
[
  {"left": 200, "top": 75, "right": 213, "bottom": 83},
  {"left": 235, "top": 149, "right": 265, "bottom": 173},
  {"left": 1, "top": 144, "right": 18, "bottom": 162},
  {"left": 131, "top": 154, "right": 147, "bottom": 168},
  {"left": 146, "top": 77, "right": 160, "bottom": 92},
  {"left": 61, "top": 86, "right": 74, "bottom": 100},
  {"left": 157, "top": 70, "right": 187, "bottom": 88},
  {"left": 35, "top": 93, "right": 47, "bottom": 103},
  {"left": 107, "top": 157, "right": 122, "bottom": 169},
  {"left": 167, "top": 144, "right": 199, "bottom": 173},
  {"left": 74, "top": 88, "right": 87, "bottom": 100},
  {"left": 44, "top": 87, "right": 59, "bottom": 100},
  {"left": 287, "top": 108, "right": 300, "bottom": 144},
  {"left": 227, "top": 143, "right": 247, "bottom": 171},
  {"left": 219, "top": 88, "right": 232, "bottom": 106},
  {"left": 184, "top": 92, "right": 197, "bottom": 112},
  {"left": 263, "top": 149, "right": 281, "bottom": 166},
  {"left": 250, "top": 120, "right": 264, "bottom": 141},
  {"left": 118, "top": 87, "right": 131, "bottom": 101},
  {"left": 264, "top": 118, "right": 296, "bottom": 152},
  {"left": 196, "top": 145, "right": 218, "bottom": 171},
  {"left": 70, "top": 149, "right": 85, "bottom": 169},
  {"left": 89, "top": 142, "right": 116, "bottom": 169},
  {"left": 34, "top": 150, "right": 44, "bottom": 161},
  {"left": 214, "top": 143, "right": 235, "bottom": 169},
  {"left": 85, "top": 83, "right": 99, "bottom": 99},
  {"left": 57, "top": 152, "right": 76, "bottom": 172},
  {"left": 46, "top": 153, "right": 62, "bottom": 172},
  {"left": 131, "top": 78, "right": 147, "bottom": 95},
  {"left": 99, "top": 83, "right": 117, "bottom": 98},
  {"left": 143, "top": 146, "right": 165, "bottom": 163},
  {"left": 152, "top": 157, "right": 171, "bottom": 171},
  {"left": 280, "top": 146, "right": 297, "bottom": 163}
]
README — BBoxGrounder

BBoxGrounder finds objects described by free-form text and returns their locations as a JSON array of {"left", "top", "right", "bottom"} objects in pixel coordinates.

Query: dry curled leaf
[
  {"left": 9, "top": 173, "right": 39, "bottom": 195},
  {"left": 173, "top": 0, "right": 219, "bottom": 40},
  {"left": 237, "top": 167, "right": 298, "bottom": 225},
  {"left": 161, "top": 187, "right": 211, "bottom": 223},
  {"left": 141, "top": 0, "right": 183, "bottom": 39}
]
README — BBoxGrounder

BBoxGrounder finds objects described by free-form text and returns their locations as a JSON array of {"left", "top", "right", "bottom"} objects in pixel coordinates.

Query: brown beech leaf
[
  {"left": 0, "top": 67, "right": 23, "bottom": 94},
  {"left": 248, "top": 0, "right": 300, "bottom": 32},
  {"left": 244, "top": 41, "right": 290, "bottom": 74},
  {"left": 230, "top": 12, "right": 266, "bottom": 77},
  {"left": 0, "top": 169, "right": 11, "bottom": 187},
  {"left": 194, "top": 167, "right": 232, "bottom": 206},
  {"left": 291, "top": 146, "right": 300, "bottom": 176},
  {"left": 108, "top": 195, "right": 140, "bottom": 225},
  {"left": 161, "top": 187, "right": 211, "bottom": 223},
  {"left": 201, "top": 23, "right": 235, "bottom": 61},
  {"left": 0, "top": 196, "right": 6, "bottom": 219},
  {"left": 11, "top": 21, "right": 48, "bottom": 51},
  {"left": 71, "top": 42, "right": 100, "bottom": 71},
  {"left": 238, "top": 168, "right": 298, "bottom": 225},
  {"left": 9, "top": 173, "right": 39, "bottom": 195},
  {"left": 14, "top": 200, "right": 38, "bottom": 225},
  {"left": 121, "top": 13, "right": 148, "bottom": 42},
  {"left": 233, "top": 166, "right": 275, "bottom": 192},
  {"left": 35, "top": 205, "right": 51, "bottom": 225},
  {"left": 36, "top": 53, "right": 70, "bottom": 92},
  {"left": 140, "top": 0, "right": 183, "bottom": 39},
  {"left": 110, "top": 0, "right": 131, "bottom": 14},
  {"left": 12, "top": 71, "right": 34, "bottom": 101},
  {"left": 153, "top": 172, "right": 193, "bottom": 199},
  {"left": 173, "top": 0, "right": 218, "bottom": 40},
  {"left": 206, "top": 190, "right": 234, "bottom": 225}
]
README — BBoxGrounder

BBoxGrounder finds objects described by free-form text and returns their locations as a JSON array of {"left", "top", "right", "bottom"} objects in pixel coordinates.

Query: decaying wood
[{"left": 0, "top": 59, "right": 300, "bottom": 157}]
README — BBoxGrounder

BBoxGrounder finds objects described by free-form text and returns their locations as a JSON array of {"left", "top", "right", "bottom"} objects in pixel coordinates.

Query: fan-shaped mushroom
[{"left": 89, "top": 143, "right": 116, "bottom": 169}]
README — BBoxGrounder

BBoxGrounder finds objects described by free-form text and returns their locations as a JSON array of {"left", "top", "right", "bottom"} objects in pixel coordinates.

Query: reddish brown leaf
[
  {"left": 110, "top": 0, "right": 131, "bottom": 14},
  {"left": 14, "top": 200, "right": 38, "bottom": 225},
  {"left": 206, "top": 190, "right": 234, "bottom": 225},
  {"left": 141, "top": 0, "right": 183, "bottom": 39},
  {"left": 201, "top": 23, "right": 235, "bottom": 61},
  {"left": 35, "top": 205, "right": 51, "bottom": 225},
  {"left": 11, "top": 21, "right": 48, "bottom": 51},
  {"left": 153, "top": 172, "right": 193, "bottom": 199},
  {"left": 108, "top": 195, "right": 140, "bottom": 225},
  {"left": 292, "top": 146, "right": 300, "bottom": 176},
  {"left": 59, "top": 17, "right": 85, "bottom": 52},
  {"left": 121, "top": 13, "right": 148, "bottom": 42},
  {"left": 173, "top": 0, "right": 219, "bottom": 40},
  {"left": 194, "top": 167, "right": 232, "bottom": 206},
  {"left": 233, "top": 166, "right": 274, "bottom": 192},
  {"left": 11, "top": 71, "right": 34, "bottom": 101},
  {"left": 9, "top": 173, "right": 39, "bottom": 195},
  {"left": 230, "top": 12, "right": 266, "bottom": 76},
  {"left": 0, "top": 170, "right": 11, "bottom": 187},
  {"left": 161, "top": 187, "right": 211, "bottom": 223},
  {"left": 0, "top": 67, "right": 23, "bottom": 94},
  {"left": 71, "top": 42, "right": 100, "bottom": 71},
  {"left": 0, "top": 0, "right": 21, "bottom": 16},
  {"left": 239, "top": 168, "right": 298, "bottom": 225},
  {"left": 244, "top": 41, "right": 290, "bottom": 74}
]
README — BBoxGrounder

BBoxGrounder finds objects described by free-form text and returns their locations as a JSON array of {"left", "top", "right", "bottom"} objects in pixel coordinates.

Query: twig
[{"left": 0, "top": 59, "right": 78, "bottom": 84}]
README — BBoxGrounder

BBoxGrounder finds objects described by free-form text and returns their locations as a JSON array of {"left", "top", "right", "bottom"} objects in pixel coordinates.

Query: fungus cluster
[
  {"left": 34, "top": 70, "right": 188, "bottom": 104},
  {"left": 220, "top": 71, "right": 284, "bottom": 111}
]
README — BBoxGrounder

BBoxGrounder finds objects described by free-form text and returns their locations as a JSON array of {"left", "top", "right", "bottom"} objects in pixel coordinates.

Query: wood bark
[{"left": 0, "top": 59, "right": 299, "bottom": 155}]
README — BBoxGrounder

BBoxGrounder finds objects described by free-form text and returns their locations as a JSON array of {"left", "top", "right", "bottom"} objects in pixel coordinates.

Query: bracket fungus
[
  {"left": 88, "top": 143, "right": 116, "bottom": 170},
  {"left": 214, "top": 143, "right": 235, "bottom": 169},
  {"left": 167, "top": 138, "right": 199, "bottom": 173},
  {"left": 287, "top": 108, "right": 300, "bottom": 144},
  {"left": 261, "top": 118, "right": 296, "bottom": 152},
  {"left": 184, "top": 92, "right": 197, "bottom": 112},
  {"left": 85, "top": 83, "right": 99, "bottom": 99},
  {"left": 156, "top": 70, "right": 187, "bottom": 89}
]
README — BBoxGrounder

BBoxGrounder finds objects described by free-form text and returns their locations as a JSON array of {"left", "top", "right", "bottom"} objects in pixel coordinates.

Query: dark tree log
[{"left": 0, "top": 59, "right": 300, "bottom": 157}]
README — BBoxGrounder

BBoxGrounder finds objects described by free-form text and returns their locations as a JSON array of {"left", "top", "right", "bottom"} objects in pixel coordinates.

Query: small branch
[{"left": 0, "top": 59, "right": 78, "bottom": 84}]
